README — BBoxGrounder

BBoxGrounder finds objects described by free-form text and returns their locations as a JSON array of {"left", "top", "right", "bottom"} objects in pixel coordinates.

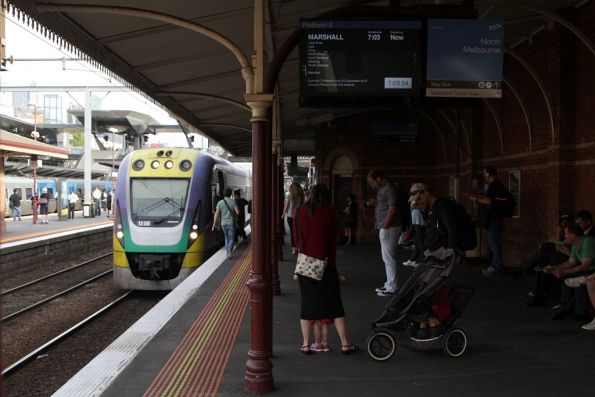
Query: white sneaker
[
  {"left": 582, "top": 317, "right": 595, "bottom": 331},
  {"left": 565, "top": 276, "right": 587, "bottom": 288},
  {"left": 375, "top": 287, "right": 387, "bottom": 293},
  {"left": 403, "top": 260, "right": 413, "bottom": 266}
]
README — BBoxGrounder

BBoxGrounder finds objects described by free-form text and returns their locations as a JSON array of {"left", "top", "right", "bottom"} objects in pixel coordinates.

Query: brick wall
[{"left": 314, "top": 3, "right": 595, "bottom": 265}]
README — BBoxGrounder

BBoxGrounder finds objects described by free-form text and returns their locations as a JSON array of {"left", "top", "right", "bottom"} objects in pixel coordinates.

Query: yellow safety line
[
  {"left": 145, "top": 249, "right": 251, "bottom": 397},
  {"left": 164, "top": 257, "right": 249, "bottom": 396}
]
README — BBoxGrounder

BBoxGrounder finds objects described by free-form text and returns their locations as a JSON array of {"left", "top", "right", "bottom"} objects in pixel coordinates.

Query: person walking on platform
[
  {"left": 212, "top": 187, "right": 239, "bottom": 260},
  {"left": 101, "top": 189, "right": 108, "bottom": 211},
  {"left": 233, "top": 188, "right": 249, "bottom": 244},
  {"left": 93, "top": 187, "right": 102, "bottom": 215},
  {"left": 107, "top": 189, "right": 115, "bottom": 218},
  {"left": 367, "top": 169, "right": 402, "bottom": 297},
  {"left": 342, "top": 193, "right": 358, "bottom": 245},
  {"left": 282, "top": 182, "right": 305, "bottom": 255},
  {"left": 9, "top": 188, "right": 22, "bottom": 221},
  {"left": 39, "top": 188, "right": 50, "bottom": 224},
  {"left": 293, "top": 184, "right": 358, "bottom": 355},
  {"left": 68, "top": 190, "right": 79, "bottom": 219}
]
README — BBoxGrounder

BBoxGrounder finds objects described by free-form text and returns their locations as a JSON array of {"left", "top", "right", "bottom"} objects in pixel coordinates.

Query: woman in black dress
[{"left": 294, "top": 184, "right": 358, "bottom": 355}]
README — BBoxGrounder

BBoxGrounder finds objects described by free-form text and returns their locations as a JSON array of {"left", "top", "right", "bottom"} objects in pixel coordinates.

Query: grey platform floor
[
  {"left": 216, "top": 240, "right": 594, "bottom": 396},
  {"left": 97, "top": 232, "right": 595, "bottom": 396}
]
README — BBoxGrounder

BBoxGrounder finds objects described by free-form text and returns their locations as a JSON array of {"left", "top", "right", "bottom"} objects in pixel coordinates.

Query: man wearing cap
[
  {"left": 367, "top": 169, "right": 402, "bottom": 296},
  {"left": 409, "top": 183, "right": 460, "bottom": 260}
]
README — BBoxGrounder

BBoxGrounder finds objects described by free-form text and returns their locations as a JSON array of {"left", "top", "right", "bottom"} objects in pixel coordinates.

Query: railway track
[
  {"left": 1, "top": 252, "right": 113, "bottom": 320},
  {"left": 2, "top": 291, "right": 133, "bottom": 376},
  {"left": 1, "top": 252, "right": 112, "bottom": 296},
  {"left": 2, "top": 269, "right": 113, "bottom": 321}
]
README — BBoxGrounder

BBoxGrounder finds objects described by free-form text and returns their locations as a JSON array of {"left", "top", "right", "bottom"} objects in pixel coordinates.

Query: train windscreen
[{"left": 130, "top": 178, "right": 190, "bottom": 226}]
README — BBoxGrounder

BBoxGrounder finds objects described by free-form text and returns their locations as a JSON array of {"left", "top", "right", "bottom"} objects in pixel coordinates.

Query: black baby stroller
[{"left": 367, "top": 253, "right": 473, "bottom": 361}]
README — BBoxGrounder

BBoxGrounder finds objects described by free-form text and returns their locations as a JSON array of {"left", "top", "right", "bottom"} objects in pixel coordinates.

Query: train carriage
[
  {"left": 4, "top": 176, "right": 112, "bottom": 217},
  {"left": 113, "top": 148, "right": 251, "bottom": 290}
]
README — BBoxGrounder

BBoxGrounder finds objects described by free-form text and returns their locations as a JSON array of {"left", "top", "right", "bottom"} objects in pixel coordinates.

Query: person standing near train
[
  {"left": 107, "top": 189, "right": 115, "bottom": 218},
  {"left": 68, "top": 190, "right": 79, "bottom": 219},
  {"left": 212, "top": 187, "right": 240, "bottom": 260},
  {"left": 9, "top": 188, "right": 22, "bottom": 221},
  {"left": 39, "top": 188, "right": 50, "bottom": 224},
  {"left": 93, "top": 187, "right": 102, "bottom": 215},
  {"left": 233, "top": 188, "right": 249, "bottom": 244}
]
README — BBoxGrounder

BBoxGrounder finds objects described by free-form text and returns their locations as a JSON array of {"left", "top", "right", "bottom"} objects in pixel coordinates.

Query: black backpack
[
  {"left": 452, "top": 198, "right": 478, "bottom": 251},
  {"left": 426, "top": 198, "right": 477, "bottom": 252}
]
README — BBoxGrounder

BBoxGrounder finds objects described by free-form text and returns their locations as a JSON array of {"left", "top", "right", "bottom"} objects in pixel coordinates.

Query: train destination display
[
  {"left": 299, "top": 20, "right": 422, "bottom": 105},
  {"left": 426, "top": 19, "right": 504, "bottom": 98}
]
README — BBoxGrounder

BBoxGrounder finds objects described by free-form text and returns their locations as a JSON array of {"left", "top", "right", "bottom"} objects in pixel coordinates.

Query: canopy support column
[{"left": 245, "top": 95, "right": 274, "bottom": 394}]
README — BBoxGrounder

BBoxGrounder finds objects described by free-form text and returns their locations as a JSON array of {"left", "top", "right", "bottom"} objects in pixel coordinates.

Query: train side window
[
  {"left": 211, "top": 170, "right": 220, "bottom": 214},
  {"left": 13, "top": 188, "right": 23, "bottom": 198},
  {"left": 25, "top": 188, "right": 33, "bottom": 200},
  {"left": 211, "top": 184, "right": 218, "bottom": 214},
  {"left": 217, "top": 170, "right": 225, "bottom": 197}
]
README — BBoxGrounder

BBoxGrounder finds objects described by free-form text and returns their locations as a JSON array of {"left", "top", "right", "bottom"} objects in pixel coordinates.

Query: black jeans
[
  {"left": 410, "top": 225, "right": 425, "bottom": 262},
  {"left": 522, "top": 243, "right": 568, "bottom": 297}
]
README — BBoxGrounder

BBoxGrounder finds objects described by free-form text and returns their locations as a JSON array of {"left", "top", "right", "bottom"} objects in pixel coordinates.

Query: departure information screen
[
  {"left": 299, "top": 20, "right": 422, "bottom": 106},
  {"left": 426, "top": 19, "right": 504, "bottom": 98}
]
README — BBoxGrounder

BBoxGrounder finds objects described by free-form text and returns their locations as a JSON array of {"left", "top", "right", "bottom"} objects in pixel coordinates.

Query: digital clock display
[{"left": 299, "top": 20, "right": 422, "bottom": 106}]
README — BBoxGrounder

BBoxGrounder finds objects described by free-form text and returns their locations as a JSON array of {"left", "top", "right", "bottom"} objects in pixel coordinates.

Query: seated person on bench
[
  {"left": 511, "top": 214, "right": 571, "bottom": 306},
  {"left": 545, "top": 223, "right": 594, "bottom": 321}
]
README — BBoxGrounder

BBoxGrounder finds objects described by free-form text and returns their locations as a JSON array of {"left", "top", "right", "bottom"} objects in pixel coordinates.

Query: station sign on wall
[
  {"left": 299, "top": 20, "right": 422, "bottom": 106},
  {"left": 426, "top": 19, "right": 504, "bottom": 98}
]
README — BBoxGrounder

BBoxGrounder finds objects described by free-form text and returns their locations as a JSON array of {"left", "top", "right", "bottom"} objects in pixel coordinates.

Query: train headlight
[
  {"left": 180, "top": 160, "right": 192, "bottom": 171},
  {"left": 192, "top": 224, "right": 198, "bottom": 230},
  {"left": 116, "top": 223, "right": 124, "bottom": 241},
  {"left": 165, "top": 160, "right": 174, "bottom": 169},
  {"left": 189, "top": 231, "right": 198, "bottom": 240},
  {"left": 151, "top": 160, "right": 160, "bottom": 169},
  {"left": 132, "top": 159, "right": 145, "bottom": 171}
]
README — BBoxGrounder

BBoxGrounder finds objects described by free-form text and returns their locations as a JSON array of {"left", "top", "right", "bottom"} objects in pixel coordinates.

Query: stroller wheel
[
  {"left": 367, "top": 329, "right": 396, "bottom": 361},
  {"left": 442, "top": 328, "right": 467, "bottom": 358}
]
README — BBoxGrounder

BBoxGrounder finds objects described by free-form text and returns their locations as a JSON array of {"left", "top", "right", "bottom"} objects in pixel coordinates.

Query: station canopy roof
[
  {"left": 0, "top": 129, "right": 69, "bottom": 159},
  {"left": 5, "top": 0, "right": 585, "bottom": 157},
  {"left": 68, "top": 109, "right": 160, "bottom": 137}
]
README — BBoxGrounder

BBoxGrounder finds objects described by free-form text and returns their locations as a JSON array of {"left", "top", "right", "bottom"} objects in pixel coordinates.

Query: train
[
  {"left": 113, "top": 148, "right": 252, "bottom": 290},
  {"left": 4, "top": 176, "right": 113, "bottom": 217}
]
